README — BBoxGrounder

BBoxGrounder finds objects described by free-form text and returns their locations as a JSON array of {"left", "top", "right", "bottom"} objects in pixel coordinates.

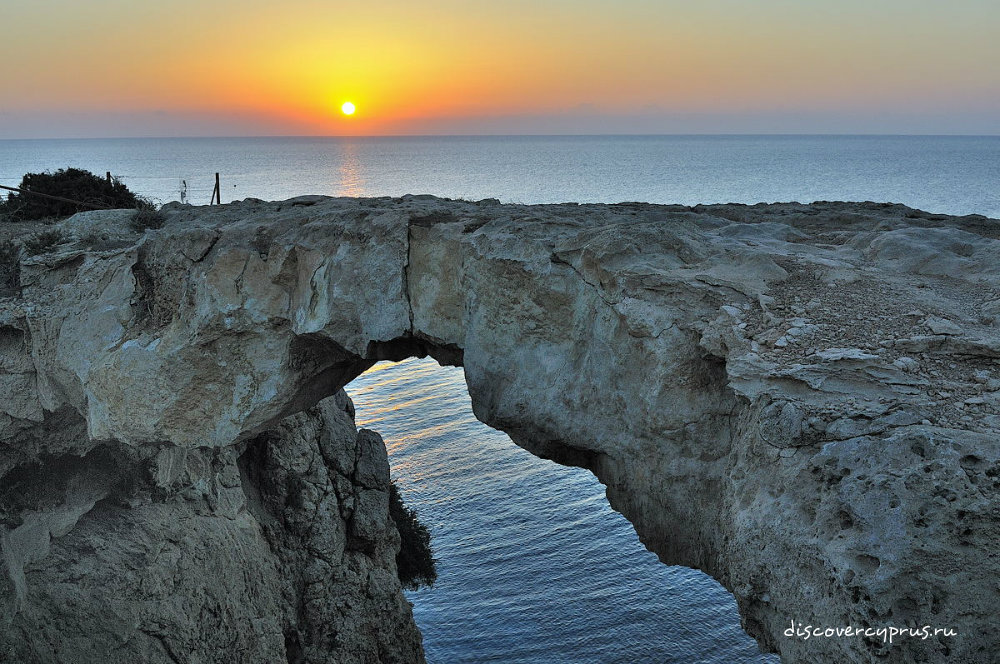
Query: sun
[{"left": 341, "top": 101, "right": 356, "bottom": 116}]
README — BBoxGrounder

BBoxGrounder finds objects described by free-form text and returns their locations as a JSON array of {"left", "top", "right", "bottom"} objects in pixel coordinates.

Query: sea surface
[
  {"left": 3, "top": 135, "right": 998, "bottom": 662},
  {"left": 1, "top": 135, "right": 998, "bottom": 218},
  {"left": 349, "top": 359, "right": 770, "bottom": 663}
]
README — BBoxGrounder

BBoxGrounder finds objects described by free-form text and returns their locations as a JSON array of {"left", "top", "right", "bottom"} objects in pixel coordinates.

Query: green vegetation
[
  {"left": 23, "top": 229, "right": 67, "bottom": 256},
  {"left": 0, "top": 240, "right": 19, "bottom": 293},
  {"left": 1, "top": 168, "right": 144, "bottom": 221},
  {"left": 129, "top": 206, "right": 165, "bottom": 232},
  {"left": 388, "top": 481, "right": 437, "bottom": 589}
]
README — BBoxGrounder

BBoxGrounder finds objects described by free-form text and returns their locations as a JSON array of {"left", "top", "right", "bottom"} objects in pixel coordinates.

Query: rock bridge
[{"left": 2, "top": 196, "right": 998, "bottom": 663}]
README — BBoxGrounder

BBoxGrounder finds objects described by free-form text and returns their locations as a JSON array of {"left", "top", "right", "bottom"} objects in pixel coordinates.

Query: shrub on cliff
[
  {"left": 1, "top": 168, "right": 144, "bottom": 221},
  {"left": 0, "top": 240, "right": 19, "bottom": 293},
  {"left": 388, "top": 481, "right": 436, "bottom": 589},
  {"left": 129, "top": 206, "right": 165, "bottom": 232},
  {"left": 23, "top": 229, "right": 67, "bottom": 256}
]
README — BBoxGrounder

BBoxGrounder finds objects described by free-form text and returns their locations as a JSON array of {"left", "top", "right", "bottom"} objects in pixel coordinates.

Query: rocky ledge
[{"left": 2, "top": 196, "right": 999, "bottom": 663}]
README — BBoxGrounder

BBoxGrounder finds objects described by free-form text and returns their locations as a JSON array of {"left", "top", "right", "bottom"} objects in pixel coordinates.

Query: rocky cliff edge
[{"left": 2, "top": 196, "right": 1000, "bottom": 663}]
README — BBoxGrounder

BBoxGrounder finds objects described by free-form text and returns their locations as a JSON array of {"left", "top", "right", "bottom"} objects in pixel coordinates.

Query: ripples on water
[
  {"left": 0, "top": 135, "right": 997, "bottom": 217},
  {"left": 349, "top": 359, "right": 776, "bottom": 663}
]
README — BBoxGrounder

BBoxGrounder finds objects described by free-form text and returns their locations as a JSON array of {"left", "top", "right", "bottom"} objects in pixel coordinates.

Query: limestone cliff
[
  {"left": 2, "top": 196, "right": 999, "bottom": 663},
  {"left": 0, "top": 386, "right": 423, "bottom": 663}
]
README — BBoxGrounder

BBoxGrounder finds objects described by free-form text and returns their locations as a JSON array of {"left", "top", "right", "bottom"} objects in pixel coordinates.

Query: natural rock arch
[{"left": 2, "top": 196, "right": 998, "bottom": 663}]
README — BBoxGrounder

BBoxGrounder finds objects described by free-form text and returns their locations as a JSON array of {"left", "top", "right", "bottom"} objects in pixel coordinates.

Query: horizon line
[{"left": 2, "top": 132, "right": 999, "bottom": 141}]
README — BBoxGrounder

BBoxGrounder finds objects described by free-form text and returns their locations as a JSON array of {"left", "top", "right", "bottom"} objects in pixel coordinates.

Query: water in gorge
[{"left": 348, "top": 359, "right": 773, "bottom": 663}]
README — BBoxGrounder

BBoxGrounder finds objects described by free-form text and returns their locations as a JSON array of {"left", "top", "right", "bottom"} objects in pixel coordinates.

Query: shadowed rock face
[
  {"left": 0, "top": 391, "right": 423, "bottom": 664},
  {"left": 2, "top": 196, "right": 1000, "bottom": 663}
]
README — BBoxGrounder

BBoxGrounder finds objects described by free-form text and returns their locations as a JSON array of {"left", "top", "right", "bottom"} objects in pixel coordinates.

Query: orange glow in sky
[{"left": 2, "top": 0, "right": 998, "bottom": 137}]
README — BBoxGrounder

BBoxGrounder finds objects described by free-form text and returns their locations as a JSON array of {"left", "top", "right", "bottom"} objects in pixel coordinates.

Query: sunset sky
[{"left": 2, "top": 0, "right": 998, "bottom": 137}]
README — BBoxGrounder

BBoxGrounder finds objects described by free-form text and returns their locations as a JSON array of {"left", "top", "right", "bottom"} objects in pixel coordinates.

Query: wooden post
[
  {"left": 106, "top": 171, "right": 112, "bottom": 185},
  {"left": 213, "top": 172, "right": 220, "bottom": 205}
]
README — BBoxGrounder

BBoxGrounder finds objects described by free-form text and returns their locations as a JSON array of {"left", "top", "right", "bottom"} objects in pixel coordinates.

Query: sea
[{"left": 3, "top": 135, "right": 999, "bottom": 663}]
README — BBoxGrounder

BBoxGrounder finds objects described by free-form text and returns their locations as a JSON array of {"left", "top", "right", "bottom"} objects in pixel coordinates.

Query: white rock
[{"left": 926, "top": 316, "right": 963, "bottom": 336}]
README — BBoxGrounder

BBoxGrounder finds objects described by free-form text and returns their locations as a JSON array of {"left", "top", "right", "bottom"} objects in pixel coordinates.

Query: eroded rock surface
[
  {"left": 3, "top": 196, "right": 1000, "bottom": 663},
  {"left": 0, "top": 390, "right": 423, "bottom": 663}
]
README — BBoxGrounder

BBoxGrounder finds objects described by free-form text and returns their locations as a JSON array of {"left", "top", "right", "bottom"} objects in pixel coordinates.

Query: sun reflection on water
[{"left": 336, "top": 140, "right": 365, "bottom": 197}]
